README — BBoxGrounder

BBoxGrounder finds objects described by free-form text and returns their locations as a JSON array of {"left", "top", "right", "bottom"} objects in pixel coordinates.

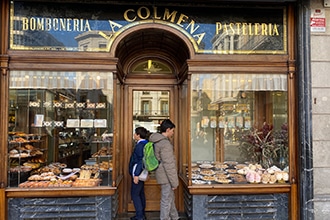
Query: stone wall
[{"left": 311, "top": 0, "right": 330, "bottom": 219}]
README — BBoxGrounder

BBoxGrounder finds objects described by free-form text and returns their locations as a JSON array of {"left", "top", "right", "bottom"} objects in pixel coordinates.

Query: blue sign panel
[{"left": 10, "top": 2, "right": 286, "bottom": 54}]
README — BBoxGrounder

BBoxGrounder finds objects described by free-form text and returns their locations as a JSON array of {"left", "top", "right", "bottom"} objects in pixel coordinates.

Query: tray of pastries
[
  {"left": 215, "top": 177, "right": 232, "bottom": 184},
  {"left": 200, "top": 169, "right": 215, "bottom": 176},
  {"left": 202, "top": 175, "right": 216, "bottom": 181},
  {"left": 199, "top": 163, "right": 214, "bottom": 169}
]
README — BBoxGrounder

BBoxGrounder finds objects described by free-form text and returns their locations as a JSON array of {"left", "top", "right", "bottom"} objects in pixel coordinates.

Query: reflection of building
[
  {"left": 12, "top": 16, "right": 65, "bottom": 48},
  {"left": 12, "top": 16, "right": 112, "bottom": 51},
  {"left": 192, "top": 74, "right": 287, "bottom": 105},
  {"left": 212, "top": 25, "right": 283, "bottom": 52},
  {"left": 75, "top": 30, "right": 112, "bottom": 51},
  {"left": 133, "top": 91, "right": 169, "bottom": 119}
]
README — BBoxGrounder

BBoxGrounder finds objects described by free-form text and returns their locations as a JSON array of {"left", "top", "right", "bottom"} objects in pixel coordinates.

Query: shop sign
[
  {"left": 310, "top": 9, "right": 326, "bottom": 32},
  {"left": 10, "top": 2, "right": 286, "bottom": 54}
]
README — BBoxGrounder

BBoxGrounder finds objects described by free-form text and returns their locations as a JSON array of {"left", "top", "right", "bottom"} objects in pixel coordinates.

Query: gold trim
[{"left": 9, "top": 3, "right": 288, "bottom": 55}]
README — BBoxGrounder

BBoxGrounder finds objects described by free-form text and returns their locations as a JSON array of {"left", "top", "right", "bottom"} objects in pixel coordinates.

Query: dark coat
[
  {"left": 149, "top": 133, "right": 178, "bottom": 188},
  {"left": 129, "top": 139, "right": 148, "bottom": 177}
]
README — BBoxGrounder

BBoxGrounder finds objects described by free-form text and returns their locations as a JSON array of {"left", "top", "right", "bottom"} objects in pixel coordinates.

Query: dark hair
[
  {"left": 159, "top": 119, "right": 176, "bottom": 133},
  {"left": 135, "top": 127, "right": 148, "bottom": 139}
]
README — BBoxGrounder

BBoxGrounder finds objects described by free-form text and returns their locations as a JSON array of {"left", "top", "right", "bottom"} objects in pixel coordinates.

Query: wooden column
[{"left": 0, "top": 0, "right": 10, "bottom": 218}]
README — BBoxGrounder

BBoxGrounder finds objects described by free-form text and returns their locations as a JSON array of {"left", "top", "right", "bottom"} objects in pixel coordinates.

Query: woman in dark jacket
[{"left": 129, "top": 127, "right": 149, "bottom": 220}]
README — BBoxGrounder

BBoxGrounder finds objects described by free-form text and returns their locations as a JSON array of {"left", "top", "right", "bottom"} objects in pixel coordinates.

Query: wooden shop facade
[{"left": 0, "top": 0, "right": 307, "bottom": 219}]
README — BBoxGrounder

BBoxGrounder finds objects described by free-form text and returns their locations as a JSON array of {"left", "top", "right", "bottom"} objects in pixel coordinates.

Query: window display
[
  {"left": 190, "top": 73, "right": 288, "bottom": 185},
  {"left": 8, "top": 71, "right": 114, "bottom": 188}
]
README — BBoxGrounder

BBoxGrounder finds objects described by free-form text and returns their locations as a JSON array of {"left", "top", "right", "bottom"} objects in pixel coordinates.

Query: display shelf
[{"left": 8, "top": 134, "right": 47, "bottom": 187}]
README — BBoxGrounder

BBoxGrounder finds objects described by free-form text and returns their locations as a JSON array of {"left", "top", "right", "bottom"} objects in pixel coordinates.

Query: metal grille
[
  {"left": 207, "top": 195, "right": 278, "bottom": 219},
  {"left": 8, "top": 196, "right": 113, "bottom": 220},
  {"left": 20, "top": 198, "right": 96, "bottom": 219},
  {"left": 184, "top": 192, "right": 288, "bottom": 220}
]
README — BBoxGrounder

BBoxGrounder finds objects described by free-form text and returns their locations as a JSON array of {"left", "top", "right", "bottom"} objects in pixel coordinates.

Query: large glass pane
[
  {"left": 133, "top": 90, "right": 170, "bottom": 132},
  {"left": 190, "top": 73, "right": 288, "bottom": 185},
  {"left": 8, "top": 71, "right": 114, "bottom": 188},
  {"left": 132, "top": 90, "right": 170, "bottom": 179}
]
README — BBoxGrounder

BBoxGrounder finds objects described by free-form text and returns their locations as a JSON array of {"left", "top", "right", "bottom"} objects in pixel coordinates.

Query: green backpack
[{"left": 143, "top": 141, "right": 159, "bottom": 171}]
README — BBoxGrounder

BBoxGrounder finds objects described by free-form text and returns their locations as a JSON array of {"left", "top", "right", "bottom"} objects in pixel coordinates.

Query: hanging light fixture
[{"left": 144, "top": 60, "right": 162, "bottom": 74}]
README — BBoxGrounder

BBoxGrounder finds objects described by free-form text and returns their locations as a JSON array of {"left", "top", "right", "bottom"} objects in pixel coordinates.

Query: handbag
[{"left": 138, "top": 169, "right": 149, "bottom": 181}]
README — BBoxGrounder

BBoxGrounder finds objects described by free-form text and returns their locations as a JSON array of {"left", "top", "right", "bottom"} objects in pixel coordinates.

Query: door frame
[{"left": 121, "top": 85, "right": 180, "bottom": 212}]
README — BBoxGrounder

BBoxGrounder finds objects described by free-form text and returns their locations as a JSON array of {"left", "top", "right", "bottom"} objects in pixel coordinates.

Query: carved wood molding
[
  {"left": 8, "top": 51, "right": 118, "bottom": 71},
  {"left": 0, "top": 55, "right": 9, "bottom": 75}
]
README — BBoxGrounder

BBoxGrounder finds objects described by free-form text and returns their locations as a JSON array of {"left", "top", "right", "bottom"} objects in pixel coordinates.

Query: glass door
[
  {"left": 127, "top": 90, "right": 170, "bottom": 211},
  {"left": 133, "top": 90, "right": 170, "bottom": 133}
]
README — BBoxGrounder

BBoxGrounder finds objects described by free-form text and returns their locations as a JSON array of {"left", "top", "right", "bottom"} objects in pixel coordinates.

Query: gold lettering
[
  {"left": 30, "top": 17, "right": 36, "bottom": 31},
  {"left": 83, "top": 20, "right": 91, "bottom": 32},
  {"left": 153, "top": 6, "right": 161, "bottom": 20},
  {"left": 215, "top": 22, "right": 279, "bottom": 36},
  {"left": 45, "top": 18, "right": 51, "bottom": 31},
  {"left": 60, "top": 19, "right": 66, "bottom": 31},
  {"left": 73, "top": 19, "right": 79, "bottom": 31},
  {"left": 248, "top": 23, "right": 253, "bottom": 35},
  {"left": 163, "top": 9, "right": 177, "bottom": 23},
  {"left": 254, "top": 23, "right": 260, "bottom": 35},
  {"left": 272, "top": 24, "right": 279, "bottom": 35},
  {"left": 193, "top": 32, "right": 205, "bottom": 45},
  {"left": 124, "top": 9, "right": 136, "bottom": 22},
  {"left": 185, "top": 20, "right": 200, "bottom": 34},
  {"left": 236, "top": 23, "right": 241, "bottom": 35},
  {"left": 270, "top": 24, "right": 273, "bottom": 35},
  {"left": 99, "top": 31, "right": 112, "bottom": 40},
  {"left": 53, "top": 19, "right": 59, "bottom": 31},
  {"left": 108, "top": 20, "right": 123, "bottom": 32},
  {"left": 37, "top": 18, "right": 44, "bottom": 31},
  {"left": 261, "top": 23, "right": 267, "bottom": 35},
  {"left": 216, "top": 22, "right": 221, "bottom": 35},
  {"left": 67, "top": 18, "right": 72, "bottom": 31},
  {"left": 177, "top": 13, "right": 188, "bottom": 27},
  {"left": 137, "top": 6, "right": 150, "bottom": 20},
  {"left": 22, "top": 18, "right": 29, "bottom": 31},
  {"left": 223, "top": 24, "right": 228, "bottom": 35},
  {"left": 20, "top": 17, "right": 91, "bottom": 32},
  {"left": 81, "top": 19, "right": 85, "bottom": 31},
  {"left": 229, "top": 23, "right": 235, "bottom": 35}
]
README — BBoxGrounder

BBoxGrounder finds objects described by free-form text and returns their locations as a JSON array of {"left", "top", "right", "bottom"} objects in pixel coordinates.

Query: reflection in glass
[
  {"left": 8, "top": 71, "right": 114, "bottom": 187},
  {"left": 133, "top": 91, "right": 169, "bottom": 133},
  {"left": 191, "top": 73, "right": 288, "bottom": 185}
]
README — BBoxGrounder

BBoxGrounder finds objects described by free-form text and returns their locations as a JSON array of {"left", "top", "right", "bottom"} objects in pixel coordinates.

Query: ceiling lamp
[{"left": 144, "top": 60, "right": 162, "bottom": 74}]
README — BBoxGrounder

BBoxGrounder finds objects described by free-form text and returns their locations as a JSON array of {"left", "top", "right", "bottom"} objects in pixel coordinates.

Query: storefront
[{"left": 0, "top": 0, "right": 306, "bottom": 219}]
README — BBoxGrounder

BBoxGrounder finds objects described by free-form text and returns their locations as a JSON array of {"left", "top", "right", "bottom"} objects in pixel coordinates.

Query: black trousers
[{"left": 131, "top": 179, "right": 146, "bottom": 219}]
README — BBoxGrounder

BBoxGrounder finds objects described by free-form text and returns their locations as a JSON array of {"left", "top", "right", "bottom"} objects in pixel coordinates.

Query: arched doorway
[{"left": 112, "top": 26, "right": 192, "bottom": 213}]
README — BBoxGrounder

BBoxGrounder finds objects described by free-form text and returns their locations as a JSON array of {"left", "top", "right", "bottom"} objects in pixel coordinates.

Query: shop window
[
  {"left": 8, "top": 71, "right": 115, "bottom": 188},
  {"left": 190, "top": 73, "right": 288, "bottom": 185}
]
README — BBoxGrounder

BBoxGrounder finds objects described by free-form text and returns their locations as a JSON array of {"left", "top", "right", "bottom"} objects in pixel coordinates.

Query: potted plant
[{"left": 239, "top": 122, "right": 288, "bottom": 169}]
